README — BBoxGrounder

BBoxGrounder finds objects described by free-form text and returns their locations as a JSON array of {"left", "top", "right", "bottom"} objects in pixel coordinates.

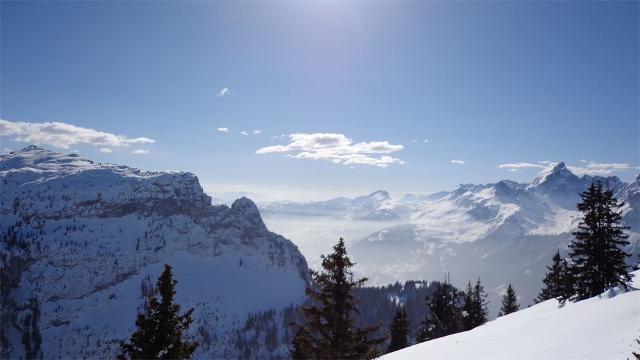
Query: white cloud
[
  {"left": 240, "top": 131, "right": 249, "bottom": 136},
  {"left": 568, "top": 162, "right": 632, "bottom": 176},
  {"left": 424, "top": 139, "right": 429, "bottom": 143},
  {"left": 0, "top": 119, "right": 155, "bottom": 149},
  {"left": 99, "top": 148, "right": 112, "bottom": 154},
  {"left": 270, "top": 134, "right": 286, "bottom": 140},
  {"left": 217, "top": 88, "right": 230, "bottom": 97},
  {"left": 132, "top": 149, "right": 149, "bottom": 155},
  {"left": 217, "top": 127, "right": 230, "bottom": 134},
  {"left": 252, "top": 129, "right": 263, "bottom": 135},
  {"left": 256, "top": 133, "right": 404, "bottom": 168},
  {"left": 450, "top": 160, "right": 465, "bottom": 165},
  {"left": 498, "top": 162, "right": 547, "bottom": 171}
]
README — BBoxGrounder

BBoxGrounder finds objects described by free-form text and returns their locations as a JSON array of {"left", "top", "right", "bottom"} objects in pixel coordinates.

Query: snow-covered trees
[
  {"left": 566, "top": 181, "right": 632, "bottom": 301},
  {"left": 118, "top": 264, "right": 198, "bottom": 360},
  {"left": 387, "top": 306, "right": 409, "bottom": 353},
  {"left": 499, "top": 284, "right": 519, "bottom": 316},
  {"left": 290, "top": 238, "right": 383, "bottom": 359}
]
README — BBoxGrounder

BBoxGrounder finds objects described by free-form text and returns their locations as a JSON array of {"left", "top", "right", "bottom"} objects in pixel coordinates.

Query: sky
[{"left": 1, "top": 1, "right": 638, "bottom": 201}]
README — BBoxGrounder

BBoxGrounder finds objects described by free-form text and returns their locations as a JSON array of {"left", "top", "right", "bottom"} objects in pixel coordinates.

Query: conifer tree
[
  {"left": 416, "top": 282, "right": 462, "bottom": 343},
  {"left": 118, "top": 264, "right": 198, "bottom": 360},
  {"left": 567, "top": 181, "right": 631, "bottom": 301},
  {"left": 387, "top": 306, "right": 409, "bottom": 353},
  {"left": 462, "top": 279, "right": 488, "bottom": 330},
  {"left": 290, "top": 238, "right": 383, "bottom": 360},
  {"left": 499, "top": 284, "right": 519, "bottom": 316},
  {"left": 537, "top": 250, "right": 572, "bottom": 302},
  {"left": 289, "top": 328, "right": 313, "bottom": 360}
]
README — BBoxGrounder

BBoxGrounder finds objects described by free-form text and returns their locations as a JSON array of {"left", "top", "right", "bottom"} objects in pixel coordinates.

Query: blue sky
[{"left": 1, "top": 1, "right": 638, "bottom": 200}]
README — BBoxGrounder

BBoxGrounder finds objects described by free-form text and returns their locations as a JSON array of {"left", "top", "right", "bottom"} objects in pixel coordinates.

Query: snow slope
[
  {"left": 384, "top": 271, "right": 640, "bottom": 360},
  {"left": 0, "top": 146, "right": 309, "bottom": 359}
]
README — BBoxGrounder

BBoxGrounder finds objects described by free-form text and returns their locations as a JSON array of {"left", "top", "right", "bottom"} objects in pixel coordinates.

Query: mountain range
[{"left": 259, "top": 162, "right": 640, "bottom": 315}]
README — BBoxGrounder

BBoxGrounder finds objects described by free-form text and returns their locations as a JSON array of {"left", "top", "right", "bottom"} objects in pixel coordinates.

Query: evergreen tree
[
  {"left": 289, "top": 328, "right": 313, "bottom": 360},
  {"left": 462, "top": 279, "right": 488, "bottom": 330},
  {"left": 118, "top": 264, "right": 198, "bottom": 360},
  {"left": 387, "top": 306, "right": 409, "bottom": 353},
  {"left": 566, "top": 181, "right": 631, "bottom": 301},
  {"left": 537, "top": 250, "right": 572, "bottom": 302},
  {"left": 291, "top": 238, "right": 383, "bottom": 360},
  {"left": 416, "top": 282, "right": 462, "bottom": 343},
  {"left": 499, "top": 284, "right": 519, "bottom": 316}
]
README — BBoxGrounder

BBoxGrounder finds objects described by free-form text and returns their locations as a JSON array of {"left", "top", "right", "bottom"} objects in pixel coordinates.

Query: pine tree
[
  {"left": 387, "top": 306, "right": 409, "bottom": 353},
  {"left": 462, "top": 279, "right": 488, "bottom": 330},
  {"left": 416, "top": 282, "right": 462, "bottom": 343},
  {"left": 567, "top": 181, "right": 631, "bottom": 301},
  {"left": 537, "top": 250, "right": 572, "bottom": 302},
  {"left": 118, "top": 264, "right": 198, "bottom": 360},
  {"left": 499, "top": 284, "right": 519, "bottom": 316},
  {"left": 291, "top": 238, "right": 383, "bottom": 359},
  {"left": 289, "top": 328, "right": 313, "bottom": 360}
]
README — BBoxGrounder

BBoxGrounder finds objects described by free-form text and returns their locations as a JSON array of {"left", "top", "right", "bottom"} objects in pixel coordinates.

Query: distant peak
[
  {"left": 369, "top": 190, "right": 390, "bottom": 199},
  {"left": 551, "top": 162, "right": 567, "bottom": 172},
  {"left": 20, "top": 145, "right": 47, "bottom": 152}
]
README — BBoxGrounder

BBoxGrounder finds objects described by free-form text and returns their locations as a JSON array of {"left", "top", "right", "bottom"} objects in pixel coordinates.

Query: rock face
[{"left": 0, "top": 146, "right": 309, "bottom": 359}]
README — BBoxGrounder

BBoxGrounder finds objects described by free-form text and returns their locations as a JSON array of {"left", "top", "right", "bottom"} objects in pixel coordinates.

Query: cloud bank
[
  {"left": 0, "top": 119, "right": 155, "bottom": 149},
  {"left": 498, "top": 161, "right": 633, "bottom": 176},
  {"left": 256, "top": 133, "right": 404, "bottom": 168}
]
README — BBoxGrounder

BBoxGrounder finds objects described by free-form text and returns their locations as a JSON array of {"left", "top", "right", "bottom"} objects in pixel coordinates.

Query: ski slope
[{"left": 384, "top": 271, "right": 640, "bottom": 360}]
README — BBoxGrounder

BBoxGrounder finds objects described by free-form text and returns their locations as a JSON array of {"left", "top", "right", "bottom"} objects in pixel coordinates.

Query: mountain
[
  {"left": 349, "top": 163, "right": 640, "bottom": 316},
  {"left": 619, "top": 174, "right": 640, "bottom": 232},
  {"left": 527, "top": 162, "right": 626, "bottom": 209},
  {"left": 259, "top": 190, "right": 414, "bottom": 221},
  {"left": 384, "top": 271, "right": 640, "bottom": 360},
  {"left": 0, "top": 146, "right": 309, "bottom": 359}
]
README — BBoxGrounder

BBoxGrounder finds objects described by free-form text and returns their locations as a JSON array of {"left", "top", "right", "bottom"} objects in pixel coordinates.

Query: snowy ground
[{"left": 384, "top": 271, "right": 640, "bottom": 360}]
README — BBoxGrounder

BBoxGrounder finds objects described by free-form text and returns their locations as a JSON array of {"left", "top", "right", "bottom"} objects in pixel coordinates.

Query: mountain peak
[
  {"left": 20, "top": 145, "right": 46, "bottom": 152},
  {"left": 368, "top": 190, "right": 390, "bottom": 199},
  {"left": 551, "top": 162, "right": 567, "bottom": 172},
  {"left": 231, "top": 196, "right": 259, "bottom": 212}
]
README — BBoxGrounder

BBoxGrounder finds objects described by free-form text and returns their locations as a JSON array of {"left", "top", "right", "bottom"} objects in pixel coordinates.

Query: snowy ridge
[
  {"left": 259, "top": 190, "right": 415, "bottom": 220},
  {"left": 0, "top": 146, "right": 310, "bottom": 359},
  {"left": 260, "top": 163, "right": 639, "bottom": 316},
  {"left": 349, "top": 164, "right": 639, "bottom": 316},
  {"left": 384, "top": 271, "right": 640, "bottom": 360}
]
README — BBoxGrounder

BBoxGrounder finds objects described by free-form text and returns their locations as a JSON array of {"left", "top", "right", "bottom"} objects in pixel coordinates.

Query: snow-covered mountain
[
  {"left": 259, "top": 162, "right": 639, "bottom": 316},
  {"left": 384, "top": 271, "right": 640, "bottom": 360},
  {"left": 0, "top": 146, "right": 310, "bottom": 359},
  {"left": 349, "top": 164, "right": 640, "bottom": 316},
  {"left": 259, "top": 190, "right": 416, "bottom": 221}
]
